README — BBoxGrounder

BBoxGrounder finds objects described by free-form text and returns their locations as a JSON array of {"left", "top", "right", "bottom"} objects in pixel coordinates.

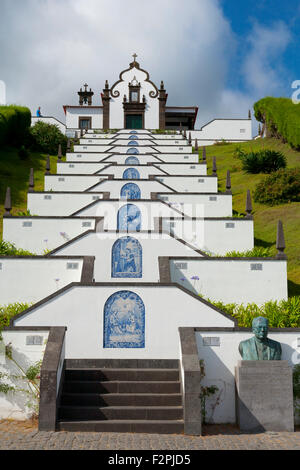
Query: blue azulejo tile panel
[
  {"left": 112, "top": 236, "right": 142, "bottom": 278},
  {"left": 120, "top": 183, "right": 141, "bottom": 200},
  {"left": 125, "top": 156, "right": 140, "bottom": 165},
  {"left": 127, "top": 140, "right": 139, "bottom": 146},
  {"left": 103, "top": 291, "right": 145, "bottom": 348},
  {"left": 117, "top": 204, "right": 141, "bottom": 231},
  {"left": 128, "top": 135, "right": 139, "bottom": 140},
  {"left": 123, "top": 168, "right": 140, "bottom": 180},
  {"left": 126, "top": 148, "right": 139, "bottom": 155}
]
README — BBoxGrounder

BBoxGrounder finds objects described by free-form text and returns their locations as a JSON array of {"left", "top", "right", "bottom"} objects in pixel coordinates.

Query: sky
[{"left": 0, "top": 0, "right": 299, "bottom": 131}]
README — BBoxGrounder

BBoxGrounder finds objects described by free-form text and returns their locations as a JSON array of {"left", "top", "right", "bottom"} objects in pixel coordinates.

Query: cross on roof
[
  {"left": 132, "top": 53, "right": 138, "bottom": 62},
  {"left": 84, "top": 83, "right": 88, "bottom": 91}
]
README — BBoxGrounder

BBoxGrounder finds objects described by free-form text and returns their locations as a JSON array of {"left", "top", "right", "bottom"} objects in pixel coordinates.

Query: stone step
[
  {"left": 57, "top": 419, "right": 184, "bottom": 434},
  {"left": 60, "top": 392, "right": 182, "bottom": 407},
  {"left": 58, "top": 405, "right": 183, "bottom": 421},
  {"left": 65, "top": 359, "right": 179, "bottom": 369},
  {"left": 64, "top": 368, "right": 179, "bottom": 382},
  {"left": 62, "top": 380, "right": 181, "bottom": 394}
]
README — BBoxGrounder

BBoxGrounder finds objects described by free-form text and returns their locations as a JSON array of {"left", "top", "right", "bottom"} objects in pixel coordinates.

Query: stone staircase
[{"left": 57, "top": 359, "right": 184, "bottom": 433}]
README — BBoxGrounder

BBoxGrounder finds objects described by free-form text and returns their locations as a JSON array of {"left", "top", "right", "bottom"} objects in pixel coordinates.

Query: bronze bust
[{"left": 239, "top": 317, "right": 282, "bottom": 360}]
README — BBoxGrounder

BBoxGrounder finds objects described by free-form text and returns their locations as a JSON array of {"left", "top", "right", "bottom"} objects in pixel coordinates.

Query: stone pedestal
[{"left": 235, "top": 361, "right": 294, "bottom": 432}]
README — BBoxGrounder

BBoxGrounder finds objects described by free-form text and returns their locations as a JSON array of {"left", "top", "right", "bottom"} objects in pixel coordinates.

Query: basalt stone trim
[
  {"left": 158, "top": 256, "right": 171, "bottom": 283},
  {"left": 80, "top": 256, "right": 95, "bottom": 283},
  {"left": 194, "top": 326, "right": 300, "bottom": 332},
  {"left": 160, "top": 216, "right": 253, "bottom": 221},
  {"left": 39, "top": 327, "right": 66, "bottom": 431},
  {"left": 167, "top": 256, "right": 285, "bottom": 262},
  {"left": 65, "top": 359, "right": 179, "bottom": 369},
  {"left": 179, "top": 327, "right": 202, "bottom": 435}
]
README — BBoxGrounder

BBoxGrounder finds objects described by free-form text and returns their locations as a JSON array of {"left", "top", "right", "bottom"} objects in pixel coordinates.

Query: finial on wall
[
  {"left": 202, "top": 146, "right": 206, "bottom": 162},
  {"left": 194, "top": 138, "right": 198, "bottom": 153},
  {"left": 276, "top": 220, "right": 287, "bottom": 259},
  {"left": 245, "top": 189, "right": 252, "bottom": 217},
  {"left": 45, "top": 155, "right": 51, "bottom": 175},
  {"left": 212, "top": 156, "right": 217, "bottom": 176},
  {"left": 4, "top": 187, "right": 12, "bottom": 216},
  {"left": 188, "top": 132, "right": 192, "bottom": 145},
  {"left": 57, "top": 144, "right": 62, "bottom": 161},
  {"left": 29, "top": 168, "right": 34, "bottom": 192},
  {"left": 226, "top": 170, "right": 231, "bottom": 193}
]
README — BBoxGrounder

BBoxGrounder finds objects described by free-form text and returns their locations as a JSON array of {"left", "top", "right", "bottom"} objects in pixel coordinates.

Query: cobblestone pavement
[{"left": 0, "top": 420, "right": 299, "bottom": 450}]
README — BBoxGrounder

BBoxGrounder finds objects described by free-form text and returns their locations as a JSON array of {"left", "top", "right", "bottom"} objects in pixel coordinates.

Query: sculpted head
[{"left": 252, "top": 317, "right": 269, "bottom": 341}]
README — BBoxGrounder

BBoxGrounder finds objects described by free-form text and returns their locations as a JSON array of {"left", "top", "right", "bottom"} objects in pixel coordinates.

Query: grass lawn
[
  {"left": 0, "top": 146, "right": 64, "bottom": 235},
  {"left": 200, "top": 138, "right": 300, "bottom": 296}
]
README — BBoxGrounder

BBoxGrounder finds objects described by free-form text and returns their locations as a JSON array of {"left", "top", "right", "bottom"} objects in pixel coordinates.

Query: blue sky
[
  {"left": 221, "top": 0, "right": 300, "bottom": 97},
  {"left": 0, "top": 0, "right": 298, "bottom": 130}
]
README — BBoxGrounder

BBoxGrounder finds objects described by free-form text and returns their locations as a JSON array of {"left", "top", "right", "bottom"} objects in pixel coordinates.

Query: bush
[
  {"left": 254, "top": 97, "right": 300, "bottom": 149},
  {"left": 210, "top": 296, "right": 300, "bottom": 328},
  {"left": 254, "top": 168, "right": 300, "bottom": 205},
  {"left": 0, "top": 105, "right": 31, "bottom": 147},
  {"left": 0, "top": 302, "right": 32, "bottom": 332},
  {"left": 0, "top": 240, "right": 36, "bottom": 256},
  {"left": 225, "top": 247, "right": 271, "bottom": 257},
  {"left": 18, "top": 145, "right": 30, "bottom": 160},
  {"left": 30, "top": 121, "right": 67, "bottom": 155},
  {"left": 235, "top": 147, "right": 286, "bottom": 173}
]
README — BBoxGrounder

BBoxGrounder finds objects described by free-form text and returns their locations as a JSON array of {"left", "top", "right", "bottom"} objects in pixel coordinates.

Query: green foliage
[
  {"left": 0, "top": 105, "right": 31, "bottom": 147},
  {"left": 254, "top": 97, "right": 300, "bottom": 149},
  {"left": 225, "top": 247, "right": 271, "bottom": 257},
  {"left": 0, "top": 302, "right": 32, "bottom": 331},
  {"left": 199, "top": 360, "right": 219, "bottom": 423},
  {"left": 152, "top": 129, "right": 176, "bottom": 134},
  {"left": 213, "top": 139, "right": 231, "bottom": 146},
  {"left": 235, "top": 147, "right": 287, "bottom": 174},
  {"left": 209, "top": 296, "right": 300, "bottom": 328},
  {"left": 0, "top": 240, "right": 36, "bottom": 256},
  {"left": 18, "top": 145, "right": 30, "bottom": 161},
  {"left": 30, "top": 121, "right": 67, "bottom": 155},
  {"left": 254, "top": 168, "right": 300, "bottom": 205}
]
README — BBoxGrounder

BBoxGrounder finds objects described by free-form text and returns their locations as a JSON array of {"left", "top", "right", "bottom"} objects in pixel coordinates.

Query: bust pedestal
[{"left": 235, "top": 360, "right": 294, "bottom": 432}]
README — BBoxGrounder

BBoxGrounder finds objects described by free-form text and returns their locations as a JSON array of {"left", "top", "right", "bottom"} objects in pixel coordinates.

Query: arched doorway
[
  {"left": 125, "top": 156, "right": 140, "bottom": 165},
  {"left": 126, "top": 148, "right": 139, "bottom": 155},
  {"left": 112, "top": 236, "right": 142, "bottom": 278},
  {"left": 103, "top": 290, "right": 145, "bottom": 348}
]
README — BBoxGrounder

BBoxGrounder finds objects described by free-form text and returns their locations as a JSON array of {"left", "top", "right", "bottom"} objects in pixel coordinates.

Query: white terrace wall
[
  {"left": 31, "top": 116, "right": 66, "bottom": 134},
  {"left": 0, "top": 329, "right": 49, "bottom": 420},
  {"left": 13, "top": 285, "right": 234, "bottom": 359},
  {"left": 66, "top": 153, "right": 114, "bottom": 162},
  {"left": 170, "top": 259, "right": 288, "bottom": 305},
  {"left": 89, "top": 180, "right": 173, "bottom": 199},
  {"left": 27, "top": 193, "right": 104, "bottom": 216},
  {"left": 154, "top": 164, "right": 207, "bottom": 176},
  {"left": 73, "top": 145, "right": 113, "bottom": 153},
  {"left": 74, "top": 200, "right": 188, "bottom": 229},
  {"left": 56, "top": 162, "right": 111, "bottom": 174},
  {"left": 97, "top": 154, "right": 200, "bottom": 164},
  {"left": 53, "top": 232, "right": 201, "bottom": 282},
  {"left": 97, "top": 165, "right": 164, "bottom": 179},
  {"left": 195, "top": 329, "right": 300, "bottom": 424},
  {"left": 157, "top": 193, "right": 232, "bottom": 218},
  {"left": 191, "top": 119, "right": 252, "bottom": 145},
  {"left": 44, "top": 175, "right": 108, "bottom": 192},
  {"left": 154, "top": 176, "right": 217, "bottom": 193},
  {"left": 3, "top": 217, "right": 96, "bottom": 254},
  {"left": 0, "top": 258, "right": 84, "bottom": 304},
  {"left": 161, "top": 218, "right": 254, "bottom": 255}
]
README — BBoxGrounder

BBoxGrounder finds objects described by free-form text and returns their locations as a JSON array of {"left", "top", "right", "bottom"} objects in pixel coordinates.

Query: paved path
[{"left": 0, "top": 420, "right": 299, "bottom": 450}]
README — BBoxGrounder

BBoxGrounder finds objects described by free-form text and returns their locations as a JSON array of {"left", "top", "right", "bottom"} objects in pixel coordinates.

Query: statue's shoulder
[
  {"left": 240, "top": 337, "right": 255, "bottom": 348},
  {"left": 267, "top": 337, "right": 281, "bottom": 350}
]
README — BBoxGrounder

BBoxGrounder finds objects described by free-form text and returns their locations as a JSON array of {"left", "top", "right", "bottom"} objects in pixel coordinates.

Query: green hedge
[
  {"left": 0, "top": 105, "right": 31, "bottom": 147},
  {"left": 30, "top": 120, "right": 67, "bottom": 155},
  {"left": 254, "top": 97, "right": 300, "bottom": 149},
  {"left": 254, "top": 168, "right": 300, "bottom": 205}
]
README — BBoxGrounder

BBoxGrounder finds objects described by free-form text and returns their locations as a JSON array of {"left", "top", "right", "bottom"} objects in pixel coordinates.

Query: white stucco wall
[
  {"left": 157, "top": 193, "right": 233, "bottom": 218},
  {"left": 31, "top": 116, "right": 66, "bottom": 134},
  {"left": 170, "top": 258, "right": 288, "bottom": 304},
  {"left": 3, "top": 217, "right": 96, "bottom": 254},
  {"left": 161, "top": 218, "right": 254, "bottom": 255},
  {"left": 154, "top": 163, "right": 207, "bottom": 176},
  {"left": 0, "top": 258, "right": 84, "bottom": 304},
  {"left": 44, "top": 175, "right": 108, "bottom": 192},
  {"left": 89, "top": 180, "right": 173, "bottom": 199},
  {"left": 56, "top": 162, "right": 110, "bottom": 174},
  {"left": 13, "top": 285, "right": 234, "bottom": 359},
  {"left": 27, "top": 193, "right": 104, "bottom": 216},
  {"left": 195, "top": 329, "right": 300, "bottom": 423},
  {"left": 0, "top": 330, "right": 49, "bottom": 420},
  {"left": 191, "top": 119, "right": 252, "bottom": 144},
  {"left": 66, "top": 153, "right": 113, "bottom": 162},
  {"left": 65, "top": 107, "right": 103, "bottom": 129},
  {"left": 97, "top": 165, "right": 164, "bottom": 179},
  {"left": 73, "top": 145, "right": 113, "bottom": 153},
  {"left": 154, "top": 176, "right": 217, "bottom": 193}
]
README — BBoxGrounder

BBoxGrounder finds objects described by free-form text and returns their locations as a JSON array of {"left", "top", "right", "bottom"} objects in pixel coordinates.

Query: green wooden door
[{"left": 126, "top": 114, "right": 143, "bottom": 129}]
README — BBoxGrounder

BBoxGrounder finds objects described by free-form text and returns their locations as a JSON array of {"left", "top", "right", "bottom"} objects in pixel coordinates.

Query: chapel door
[{"left": 126, "top": 114, "right": 143, "bottom": 129}]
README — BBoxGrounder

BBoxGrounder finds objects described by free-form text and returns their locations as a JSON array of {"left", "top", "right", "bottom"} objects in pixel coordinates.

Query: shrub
[
  {"left": 30, "top": 121, "right": 67, "bottom": 155},
  {"left": 254, "top": 168, "right": 300, "bottom": 205},
  {"left": 0, "top": 302, "right": 31, "bottom": 331},
  {"left": 0, "top": 240, "right": 36, "bottom": 256},
  {"left": 0, "top": 105, "right": 31, "bottom": 147},
  {"left": 225, "top": 247, "right": 271, "bottom": 257},
  {"left": 18, "top": 145, "right": 30, "bottom": 160},
  {"left": 209, "top": 296, "right": 300, "bottom": 328},
  {"left": 254, "top": 97, "right": 300, "bottom": 149},
  {"left": 235, "top": 147, "right": 286, "bottom": 174}
]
